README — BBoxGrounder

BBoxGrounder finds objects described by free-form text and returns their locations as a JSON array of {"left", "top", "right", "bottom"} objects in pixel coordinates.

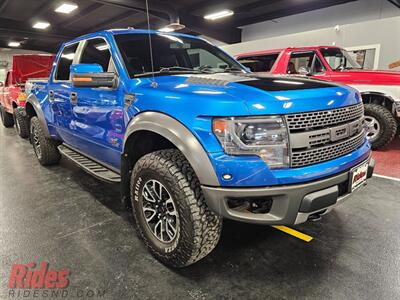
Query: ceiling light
[
  {"left": 204, "top": 9, "right": 234, "bottom": 20},
  {"left": 159, "top": 27, "right": 175, "bottom": 32},
  {"left": 158, "top": 22, "right": 186, "bottom": 33},
  {"left": 95, "top": 44, "right": 109, "bottom": 51},
  {"left": 55, "top": 3, "right": 78, "bottom": 14},
  {"left": 8, "top": 42, "right": 21, "bottom": 47},
  {"left": 61, "top": 53, "right": 75, "bottom": 60},
  {"left": 33, "top": 22, "right": 51, "bottom": 29}
]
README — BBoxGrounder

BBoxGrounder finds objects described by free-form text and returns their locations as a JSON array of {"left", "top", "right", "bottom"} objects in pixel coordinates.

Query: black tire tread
[
  {"left": 130, "top": 149, "right": 222, "bottom": 267},
  {"left": 1, "top": 106, "right": 14, "bottom": 128},
  {"left": 13, "top": 108, "right": 29, "bottom": 138},
  {"left": 364, "top": 103, "right": 397, "bottom": 149},
  {"left": 30, "top": 116, "right": 61, "bottom": 166}
]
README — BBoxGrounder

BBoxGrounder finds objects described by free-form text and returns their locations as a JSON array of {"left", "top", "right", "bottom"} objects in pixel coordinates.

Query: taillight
[{"left": 18, "top": 92, "right": 27, "bottom": 102}]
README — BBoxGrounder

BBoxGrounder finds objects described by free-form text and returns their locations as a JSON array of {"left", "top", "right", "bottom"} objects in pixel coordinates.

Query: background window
[
  {"left": 79, "top": 39, "right": 111, "bottom": 72},
  {"left": 55, "top": 43, "right": 79, "bottom": 81},
  {"left": 238, "top": 54, "right": 280, "bottom": 72},
  {"left": 287, "top": 52, "right": 325, "bottom": 74}
]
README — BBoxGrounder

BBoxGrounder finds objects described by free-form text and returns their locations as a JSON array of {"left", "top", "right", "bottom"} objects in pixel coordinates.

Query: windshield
[
  {"left": 115, "top": 33, "right": 246, "bottom": 78},
  {"left": 320, "top": 48, "right": 361, "bottom": 70}
]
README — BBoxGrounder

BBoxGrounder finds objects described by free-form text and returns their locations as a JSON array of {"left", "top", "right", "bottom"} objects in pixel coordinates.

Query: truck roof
[
  {"left": 237, "top": 46, "right": 341, "bottom": 58},
  {"left": 63, "top": 28, "right": 204, "bottom": 47}
]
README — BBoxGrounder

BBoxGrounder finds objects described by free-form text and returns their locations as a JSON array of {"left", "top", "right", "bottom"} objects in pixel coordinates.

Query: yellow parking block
[{"left": 272, "top": 225, "right": 313, "bottom": 242}]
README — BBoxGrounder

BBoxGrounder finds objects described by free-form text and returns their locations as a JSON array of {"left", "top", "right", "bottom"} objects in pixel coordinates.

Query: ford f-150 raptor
[
  {"left": 25, "top": 30, "right": 374, "bottom": 267},
  {"left": 237, "top": 46, "right": 400, "bottom": 149}
]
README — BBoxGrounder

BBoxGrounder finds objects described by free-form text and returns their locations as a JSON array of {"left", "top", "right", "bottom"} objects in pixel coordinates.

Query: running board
[{"left": 58, "top": 145, "right": 121, "bottom": 183}]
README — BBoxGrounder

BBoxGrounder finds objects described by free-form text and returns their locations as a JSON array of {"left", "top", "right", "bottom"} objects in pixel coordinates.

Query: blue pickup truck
[{"left": 25, "top": 29, "right": 374, "bottom": 267}]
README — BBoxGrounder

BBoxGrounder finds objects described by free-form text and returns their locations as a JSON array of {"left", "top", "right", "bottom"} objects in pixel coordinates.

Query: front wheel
[
  {"left": 30, "top": 116, "right": 61, "bottom": 166},
  {"left": 130, "top": 149, "right": 222, "bottom": 268},
  {"left": 364, "top": 104, "right": 397, "bottom": 149},
  {"left": 13, "top": 107, "right": 29, "bottom": 138}
]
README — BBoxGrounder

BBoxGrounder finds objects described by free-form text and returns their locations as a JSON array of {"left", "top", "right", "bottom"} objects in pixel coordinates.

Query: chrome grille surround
[
  {"left": 286, "top": 103, "right": 364, "bottom": 132},
  {"left": 285, "top": 103, "right": 366, "bottom": 168}
]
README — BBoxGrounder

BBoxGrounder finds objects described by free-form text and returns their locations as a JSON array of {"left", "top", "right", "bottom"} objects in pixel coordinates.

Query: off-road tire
[
  {"left": 130, "top": 149, "right": 222, "bottom": 268},
  {"left": 364, "top": 104, "right": 397, "bottom": 149},
  {"left": 30, "top": 116, "right": 61, "bottom": 166},
  {"left": 0, "top": 106, "right": 14, "bottom": 128},
  {"left": 13, "top": 108, "right": 29, "bottom": 138}
]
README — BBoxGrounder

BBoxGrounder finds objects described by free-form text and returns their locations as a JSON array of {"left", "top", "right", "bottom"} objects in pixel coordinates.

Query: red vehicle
[
  {"left": 0, "top": 54, "right": 55, "bottom": 137},
  {"left": 237, "top": 46, "right": 400, "bottom": 149}
]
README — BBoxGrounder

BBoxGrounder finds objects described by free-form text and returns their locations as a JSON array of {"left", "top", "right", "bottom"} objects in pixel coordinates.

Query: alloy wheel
[
  {"left": 141, "top": 179, "right": 179, "bottom": 243},
  {"left": 32, "top": 125, "right": 42, "bottom": 159},
  {"left": 364, "top": 116, "right": 381, "bottom": 142}
]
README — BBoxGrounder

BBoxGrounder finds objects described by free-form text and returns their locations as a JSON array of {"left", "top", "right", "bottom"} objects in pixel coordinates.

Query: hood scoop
[{"left": 184, "top": 73, "right": 253, "bottom": 86}]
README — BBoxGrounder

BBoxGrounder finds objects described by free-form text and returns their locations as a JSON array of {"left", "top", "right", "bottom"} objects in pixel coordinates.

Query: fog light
[{"left": 222, "top": 174, "right": 232, "bottom": 180}]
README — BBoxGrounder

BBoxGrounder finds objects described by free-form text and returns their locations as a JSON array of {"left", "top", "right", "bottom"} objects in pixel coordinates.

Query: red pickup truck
[
  {"left": 237, "top": 46, "right": 400, "bottom": 149},
  {"left": 0, "top": 54, "right": 55, "bottom": 137}
]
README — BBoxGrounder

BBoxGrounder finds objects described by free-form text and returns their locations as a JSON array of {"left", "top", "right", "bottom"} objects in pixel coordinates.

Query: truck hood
[
  {"left": 130, "top": 73, "right": 360, "bottom": 117},
  {"left": 331, "top": 69, "right": 400, "bottom": 85}
]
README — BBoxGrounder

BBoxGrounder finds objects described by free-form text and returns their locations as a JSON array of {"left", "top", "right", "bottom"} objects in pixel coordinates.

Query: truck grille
[
  {"left": 286, "top": 103, "right": 366, "bottom": 168},
  {"left": 291, "top": 131, "right": 365, "bottom": 167},
  {"left": 286, "top": 103, "right": 364, "bottom": 132}
]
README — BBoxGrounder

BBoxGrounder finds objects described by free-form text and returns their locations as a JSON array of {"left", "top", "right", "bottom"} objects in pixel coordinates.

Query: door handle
[
  {"left": 70, "top": 92, "right": 78, "bottom": 105},
  {"left": 49, "top": 90, "right": 55, "bottom": 103}
]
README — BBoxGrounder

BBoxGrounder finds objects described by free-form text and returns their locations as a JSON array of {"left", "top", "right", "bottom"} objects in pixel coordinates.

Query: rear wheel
[
  {"left": 30, "top": 116, "right": 61, "bottom": 166},
  {"left": 130, "top": 149, "right": 222, "bottom": 268},
  {"left": 13, "top": 107, "right": 29, "bottom": 138},
  {"left": 364, "top": 104, "right": 397, "bottom": 149},
  {"left": 0, "top": 106, "right": 14, "bottom": 128}
]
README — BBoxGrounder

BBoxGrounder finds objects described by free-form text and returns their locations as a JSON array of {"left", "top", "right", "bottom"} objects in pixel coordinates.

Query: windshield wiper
[{"left": 159, "top": 66, "right": 196, "bottom": 72}]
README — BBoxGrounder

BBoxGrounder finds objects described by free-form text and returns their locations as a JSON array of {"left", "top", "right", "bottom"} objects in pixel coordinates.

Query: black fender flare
[
  {"left": 123, "top": 112, "right": 220, "bottom": 187},
  {"left": 26, "top": 94, "right": 51, "bottom": 138}
]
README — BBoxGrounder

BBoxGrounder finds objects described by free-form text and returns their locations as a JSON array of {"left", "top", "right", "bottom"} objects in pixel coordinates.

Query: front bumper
[{"left": 202, "top": 158, "right": 375, "bottom": 225}]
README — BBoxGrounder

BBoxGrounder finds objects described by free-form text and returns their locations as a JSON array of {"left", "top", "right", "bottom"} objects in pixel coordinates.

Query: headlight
[{"left": 213, "top": 116, "right": 289, "bottom": 169}]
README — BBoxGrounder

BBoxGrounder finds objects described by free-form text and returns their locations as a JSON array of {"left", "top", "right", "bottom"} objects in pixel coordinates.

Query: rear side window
[
  {"left": 79, "top": 38, "right": 112, "bottom": 72},
  {"left": 287, "top": 51, "right": 325, "bottom": 74},
  {"left": 238, "top": 53, "right": 279, "bottom": 72},
  {"left": 55, "top": 43, "right": 79, "bottom": 81}
]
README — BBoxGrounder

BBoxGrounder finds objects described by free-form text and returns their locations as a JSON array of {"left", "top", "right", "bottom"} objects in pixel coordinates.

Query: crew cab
[
  {"left": 25, "top": 30, "right": 374, "bottom": 267},
  {"left": 0, "top": 54, "right": 54, "bottom": 137},
  {"left": 236, "top": 46, "right": 400, "bottom": 149}
]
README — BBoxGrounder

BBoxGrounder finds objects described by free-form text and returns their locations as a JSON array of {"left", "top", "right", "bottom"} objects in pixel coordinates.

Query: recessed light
[
  {"left": 158, "top": 27, "right": 175, "bottom": 32},
  {"left": 8, "top": 42, "right": 21, "bottom": 47},
  {"left": 95, "top": 44, "right": 109, "bottom": 51},
  {"left": 33, "top": 22, "right": 51, "bottom": 29},
  {"left": 55, "top": 3, "right": 78, "bottom": 14},
  {"left": 204, "top": 9, "right": 234, "bottom": 20}
]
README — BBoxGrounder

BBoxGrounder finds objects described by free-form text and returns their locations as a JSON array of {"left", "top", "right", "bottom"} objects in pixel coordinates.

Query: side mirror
[
  {"left": 0, "top": 82, "right": 3, "bottom": 87},
  {"left": 298, "top": 66, "right": 312, "bottom": 76},
  {"left": 70, "top": 64, "right": 118, "bottom": 89}
]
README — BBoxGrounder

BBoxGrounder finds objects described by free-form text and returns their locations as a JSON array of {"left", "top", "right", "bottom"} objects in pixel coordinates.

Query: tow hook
[{"left": 308, "top": 212, "right": 323, "bottom": 222}]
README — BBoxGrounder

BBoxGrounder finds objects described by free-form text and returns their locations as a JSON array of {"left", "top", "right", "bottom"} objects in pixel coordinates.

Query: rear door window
[
  {"left": 238, "top": 53, "right": 280, "bottom": 72},
  {"left": 55, "top": 43, "right": 79, "bottom": 81}
]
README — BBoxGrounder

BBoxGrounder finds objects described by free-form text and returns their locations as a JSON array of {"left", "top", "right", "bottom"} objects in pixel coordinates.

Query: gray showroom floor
[{"left": 0, "top": 125, "right": 399, "bottom": 300}]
